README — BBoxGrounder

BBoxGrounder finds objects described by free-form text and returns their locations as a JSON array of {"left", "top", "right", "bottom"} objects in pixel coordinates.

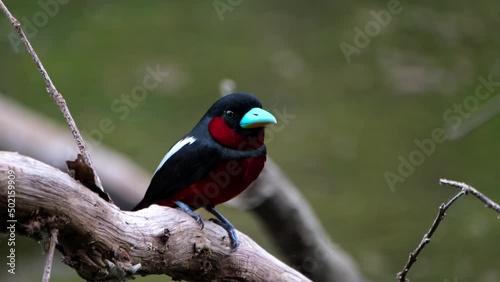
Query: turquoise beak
[{"left": 240, "top": 108, "right": 277, "bottom": 129}]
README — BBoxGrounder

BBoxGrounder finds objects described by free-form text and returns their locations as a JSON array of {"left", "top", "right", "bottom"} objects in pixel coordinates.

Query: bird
[{"left": 133, "top": 93, "right": 277, "bottom": 250}]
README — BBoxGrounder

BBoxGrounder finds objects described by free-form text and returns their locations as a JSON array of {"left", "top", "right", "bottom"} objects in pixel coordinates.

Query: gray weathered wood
[{"left": 0, "top": 151, "right": 310, "bottom": 282}]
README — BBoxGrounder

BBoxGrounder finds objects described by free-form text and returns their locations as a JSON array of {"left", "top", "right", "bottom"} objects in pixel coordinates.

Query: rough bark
[{"left": 0, "top": 151, "right": 310, "bottom": 282}]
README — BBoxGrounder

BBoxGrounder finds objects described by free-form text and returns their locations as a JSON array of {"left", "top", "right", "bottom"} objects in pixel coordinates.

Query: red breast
[
  {"left": 155, "top": 116, "right": 266, "bottom": 208},
  {"left": 157, "top": 156, "right": 265, "bottom": 208}
]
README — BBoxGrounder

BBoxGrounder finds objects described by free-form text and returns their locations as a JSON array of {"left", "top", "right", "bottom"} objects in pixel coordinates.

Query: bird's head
[{"left": 204, "top": 93, "right": 277, "bottom": 149}]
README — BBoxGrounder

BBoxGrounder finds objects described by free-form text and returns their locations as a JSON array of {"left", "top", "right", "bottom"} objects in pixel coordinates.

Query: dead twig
[
  {"left": 0, "top": 0, "right": 103, "bottom": 192},
  {"left": 397, "top": 179, "right": 500, "bottom": 282},
  {"left": 396, "top": 189, "right": 466, "bottom": 282},
  {"left": 42, "top": 229, "right": 59, "bottom": 282},
  {"left": 439, "top": 178, "right": 500, "bottom": 213}
]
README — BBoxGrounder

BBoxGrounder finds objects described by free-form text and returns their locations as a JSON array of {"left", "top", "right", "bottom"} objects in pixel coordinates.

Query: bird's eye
[{"left": 225, "top": 110, "right": 235, "bottom": 119}]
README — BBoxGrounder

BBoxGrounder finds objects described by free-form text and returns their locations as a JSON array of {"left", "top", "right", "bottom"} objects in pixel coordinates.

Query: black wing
[{"left": 133, "top": 138, "right": 219, "bottom": 210}]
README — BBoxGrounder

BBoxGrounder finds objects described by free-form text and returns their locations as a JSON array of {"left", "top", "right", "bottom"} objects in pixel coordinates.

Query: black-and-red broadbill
[{"left": 133, "top": 93, "right": 277, "bottom": 250}]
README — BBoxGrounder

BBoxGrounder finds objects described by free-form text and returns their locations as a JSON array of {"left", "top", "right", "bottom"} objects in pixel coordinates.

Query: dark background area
[{"left": 1, "top": 1, "right": 500, "bottom": 281}]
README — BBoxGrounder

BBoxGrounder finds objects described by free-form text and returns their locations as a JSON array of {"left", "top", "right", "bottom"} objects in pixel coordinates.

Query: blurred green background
[{"left": 1, "top": 0, "right": 500, "bottom": 281}]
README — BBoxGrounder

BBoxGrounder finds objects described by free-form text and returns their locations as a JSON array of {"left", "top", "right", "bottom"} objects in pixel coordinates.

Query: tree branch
[
  {"left": 397, "top": 179, "right": 500, "bottom": 282},
  {"left": 42, "top": 229, "right": 59, "bottom": 282},
  {"left": 0, "top": 151, "right": 310, "bottom": 281},
  {"left": 396, "top": 189, "right": 466, "bottom": 282},
  {"left": 0, "top": 0, "right": 104, "bottom": 193},
  {"left": 440, "top": 179, "right": 500, "bottom": 213}
]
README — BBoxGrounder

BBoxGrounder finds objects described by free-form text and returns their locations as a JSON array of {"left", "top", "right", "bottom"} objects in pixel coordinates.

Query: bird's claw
[
  {"left": 174, "top": 201, "right": 204, "bottom": 229},
  {"left": 229, "top": 236, "right": 239, "bottom": 251},
  {"left": 210, "top": 217, "right": 239, "bottom": 251},
  {"left": 193, "top": 214, "right": 205, "bottom": 229}
]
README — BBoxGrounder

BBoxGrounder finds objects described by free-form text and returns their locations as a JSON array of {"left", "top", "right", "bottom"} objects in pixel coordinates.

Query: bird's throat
[{"left": 208, "top": 117, "right": 264, "bottom": 150}]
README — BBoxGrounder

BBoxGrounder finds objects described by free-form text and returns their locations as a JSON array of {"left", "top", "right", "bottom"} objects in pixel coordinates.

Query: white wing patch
[{"left": 155, "top": 136, "right": 196, "bottom": 173}]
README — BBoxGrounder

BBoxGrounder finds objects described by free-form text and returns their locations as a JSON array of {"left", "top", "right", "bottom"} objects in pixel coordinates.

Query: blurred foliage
[{"left": 1, "top": 0, "right": 500, "bottom": 281}]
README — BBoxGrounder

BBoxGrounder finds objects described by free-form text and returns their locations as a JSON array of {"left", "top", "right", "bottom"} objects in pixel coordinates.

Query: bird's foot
[
  {"left": 174, "top": 201, "right": 204, "bottom": 229},
  {"left": 190, "top": 213, "right": 205, "bottom": 229},
  {"left": 209, "top": 218, "right": 239, "bottom": 250},
  {"left": 206, "top": 207, "right": 239, "bottom": 251}
]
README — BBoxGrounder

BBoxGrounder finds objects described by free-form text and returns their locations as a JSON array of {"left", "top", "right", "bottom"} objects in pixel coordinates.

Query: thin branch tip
[
  {"left": 0, "top": 0, "right": 105, "bottom": 196},
  {"left": 398, "top": 179, "right": 500, "bottom": 281},
  {"left": 42, "top": 228, "right": 59, "bottom": 282}
]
